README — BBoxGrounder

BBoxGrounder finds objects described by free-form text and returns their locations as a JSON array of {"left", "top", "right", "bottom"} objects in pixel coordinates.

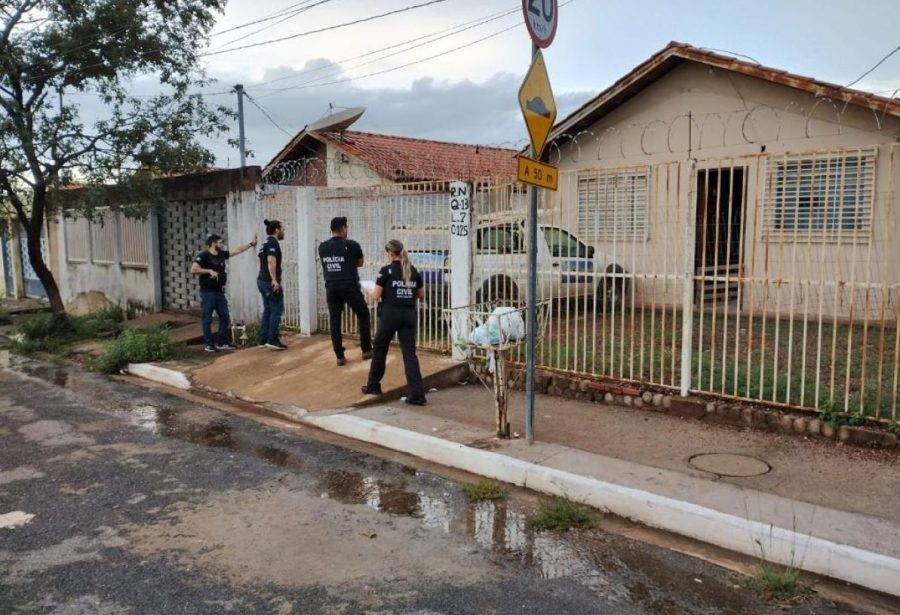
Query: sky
[{"left": 128, "top": 0, "right": 900, "bottom": 167}]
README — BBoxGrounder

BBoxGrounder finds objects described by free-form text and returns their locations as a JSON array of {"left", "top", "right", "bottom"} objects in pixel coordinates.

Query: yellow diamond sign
[{"left": 518, "top": 50, "right": 556, "bottom": 159}]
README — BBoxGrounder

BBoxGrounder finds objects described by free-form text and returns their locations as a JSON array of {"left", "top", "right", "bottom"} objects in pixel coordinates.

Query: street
[{"left": 0, "top": 356, "right": 862, "bottom": 614}]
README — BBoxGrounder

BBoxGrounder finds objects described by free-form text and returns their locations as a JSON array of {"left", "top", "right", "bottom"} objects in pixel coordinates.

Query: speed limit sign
[{"left": 522, "top": 0, "right": 558, "bottom": 48}]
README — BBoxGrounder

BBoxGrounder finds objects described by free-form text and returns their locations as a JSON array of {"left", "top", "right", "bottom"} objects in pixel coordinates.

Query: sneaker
[
  {"left": 266, "top": 341, "right": 288, "bottom": 351},
  {"left": 204, "top": 345, "right": 217, "bottom": 353},
  {"left": 336, "top": 357, "right": 347, "bottom": 367},
  {"left": 360, "top": 384, "right": 383, "bottom": 396},
  {"left": 404, "top": 396, "right": 427, "bottom": 406},
  {"left": 361, "top": 351, "right": 373, "bottom": 360},
  {"left": 218, "top": 344, "right": 236, "bottom": 351}
]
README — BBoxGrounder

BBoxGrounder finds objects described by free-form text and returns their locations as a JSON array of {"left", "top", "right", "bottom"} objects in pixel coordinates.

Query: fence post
[
  {"left": 449, "top": 181, "right": 473, "bottom": 361},
  {"left": 680, "top": 160, "right": 698, "bottom": 396},
  {"left": 296, "top": 187, "right": 318, "bottom": 336}
]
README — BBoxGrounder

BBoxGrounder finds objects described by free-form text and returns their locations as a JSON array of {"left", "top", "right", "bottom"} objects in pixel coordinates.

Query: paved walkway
[{"left": 190, "top": 335, "right": 464, "bottom": 411}]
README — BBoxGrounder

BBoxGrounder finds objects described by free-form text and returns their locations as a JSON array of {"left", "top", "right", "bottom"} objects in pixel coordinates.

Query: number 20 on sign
[{"left": 517, "top": 156, "right": 558, "bottom": 191}]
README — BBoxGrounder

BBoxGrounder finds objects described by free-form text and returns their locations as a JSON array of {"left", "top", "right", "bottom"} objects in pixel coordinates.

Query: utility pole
[
  {"left": 234, "top": 84, "right": 246, "bottom": 168},
  {"left": 525, "top": 42, "right": 539, "bottom": 445}
]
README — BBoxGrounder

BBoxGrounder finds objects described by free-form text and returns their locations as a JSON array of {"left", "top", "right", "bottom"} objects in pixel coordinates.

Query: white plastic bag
[{"left": 489, "top": 307, "right": 525, "bottom": 342}]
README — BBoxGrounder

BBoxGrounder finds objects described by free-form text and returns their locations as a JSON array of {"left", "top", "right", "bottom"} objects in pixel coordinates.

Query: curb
[
  {"left": 126, "top": 363, "right": 192, "bottom": 390},
  {"left": 301, "top": 412, "right": 900, "bottom": 597}
]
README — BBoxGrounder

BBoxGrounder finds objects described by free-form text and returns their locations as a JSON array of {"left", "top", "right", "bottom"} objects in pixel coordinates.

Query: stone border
[{"left": 470, "top": 363, "right": 899, "bottom": 450}]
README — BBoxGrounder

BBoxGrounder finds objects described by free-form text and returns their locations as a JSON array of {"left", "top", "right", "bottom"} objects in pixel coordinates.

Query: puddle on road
[{"left": 2, "top": 356, "right": 768, "bottom": 611}]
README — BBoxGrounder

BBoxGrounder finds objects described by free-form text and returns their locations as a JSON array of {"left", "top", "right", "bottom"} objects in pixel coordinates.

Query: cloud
[{"left": 216, "top": 60, "right": 595, "bottom": 166}]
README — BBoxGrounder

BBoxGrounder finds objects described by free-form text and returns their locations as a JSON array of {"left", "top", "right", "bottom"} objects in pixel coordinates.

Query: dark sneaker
[
  {"left": 266, "top": 342, "right": 288, "bottom": 351},
  {"left": 336, "top": 357, "right": 347, "bottom": 367},
  {"left": 361, "top": 351, "right": 373, "bottom": 360},
  {"left": 404, "top": 397, "right": 427, "bottom": 406},
  {"left": 360, "top": 384, "right": 383, "bottom": 396},
  {"left": 204, "top": 345, "right": 217, "bottom": 353},
  {"left": 218, "top": 344, "right": 236, "bottom": 351}
]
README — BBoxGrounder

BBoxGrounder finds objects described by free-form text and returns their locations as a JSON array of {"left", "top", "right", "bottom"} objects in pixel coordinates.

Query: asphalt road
[{"left": 0, "top": 355, "right": 860, "bottom": 614}]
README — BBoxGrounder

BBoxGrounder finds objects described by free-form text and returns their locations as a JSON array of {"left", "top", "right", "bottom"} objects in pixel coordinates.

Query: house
[
  {"left": 264, "top": 107, "right": 518, "bottom": 186},
  {"left": 540, "top": 41, "right": 900, "bottom": 320}
]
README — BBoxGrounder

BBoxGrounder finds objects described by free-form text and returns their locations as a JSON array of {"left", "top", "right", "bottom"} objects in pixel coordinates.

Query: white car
[{"left": 406, "top": 221, "right": 628, "bottom": 309}]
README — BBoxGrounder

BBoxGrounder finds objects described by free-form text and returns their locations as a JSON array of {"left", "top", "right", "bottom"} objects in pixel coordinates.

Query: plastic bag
[{"left": 489, "top": 307, "right": 525, "bottom": 342}]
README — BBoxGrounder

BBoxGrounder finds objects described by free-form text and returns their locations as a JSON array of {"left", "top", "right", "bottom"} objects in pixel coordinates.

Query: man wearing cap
[
  {"left": 318, "top": 216, "right": 372, "bottom": 366},
  {"left": 190, "top": 233, "right": 257, "bottom": 352}
]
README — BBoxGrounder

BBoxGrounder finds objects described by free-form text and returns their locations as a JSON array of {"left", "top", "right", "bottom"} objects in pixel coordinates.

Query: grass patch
[
  {"left": 11, "top": 307, "right": 123, "bottom": 356},
  {"left": 747, "top": 560, "right": 811, "bottom": 602},
  {"left": 0, "top": 310, "right": 11, "bottom": 325},
  {"left": 529, "top": 497, "right": 600, "bottom": 531},
  {"left": 91, "top": 326, "right": 184, "bottom": 374},
  {"left": 461, "top": 480, "right": 507, "bottom": 501}
]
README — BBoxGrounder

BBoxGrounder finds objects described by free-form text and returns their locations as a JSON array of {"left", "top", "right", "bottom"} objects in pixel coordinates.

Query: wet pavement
[{"left": 0, "top": 355, "right": 865, "bottom": 614}]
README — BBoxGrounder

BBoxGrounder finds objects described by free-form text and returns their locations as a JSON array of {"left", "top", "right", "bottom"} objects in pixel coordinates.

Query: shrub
[
  {"left": 241, "top": 321, "right": 262, "bottom": 347},
  {"left": 0, "top": 310, "right": 11, "bottom": 325},
  {"left": 12, "top": 307, "right": 124, "bottom": 356},
  {"left": 529, "top": 497, "right": 601, "bottom": 531},
  {"left": 93, "top": 326, "right": 183, "bottom": 374},
  {"left": 71, "top": 306, "right": 123, "bottom": 339},
  {"left": 462, "top": 480, "right": 507, "bottom": 501}
]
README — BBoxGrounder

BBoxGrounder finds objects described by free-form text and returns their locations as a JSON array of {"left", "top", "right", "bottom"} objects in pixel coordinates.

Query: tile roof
[
  {"left": 314, "top": 130, "right": 517, "bottom": 182},
  {"left": 552, "top": 41, "right": 900, "bottom": 144}
]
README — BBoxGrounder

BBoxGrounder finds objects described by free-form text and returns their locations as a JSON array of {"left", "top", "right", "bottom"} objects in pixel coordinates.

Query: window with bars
[
  {"left": 765, "top": 150, "right": 875, "bottom": 240},
  {"left": 577, "top": 168, "right": 649, "bottom": 241}
]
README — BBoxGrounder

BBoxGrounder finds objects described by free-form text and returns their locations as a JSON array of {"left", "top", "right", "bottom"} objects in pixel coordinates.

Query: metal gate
[{"left": 312, "top": 182, "right": 452, "bottom": 353}]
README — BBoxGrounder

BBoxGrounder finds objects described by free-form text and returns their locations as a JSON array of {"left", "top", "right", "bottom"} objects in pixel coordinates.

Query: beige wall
[
  {"left": 325, "top": 143, "right": 393, "bottom": 188},
  {"left": 547, "top": 61, "right": 900, "bottom": 319}
]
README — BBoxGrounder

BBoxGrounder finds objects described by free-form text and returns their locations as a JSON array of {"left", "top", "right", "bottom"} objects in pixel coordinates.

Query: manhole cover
[{"left": 689, "top": 453, "right": 771, "bottom": 477}]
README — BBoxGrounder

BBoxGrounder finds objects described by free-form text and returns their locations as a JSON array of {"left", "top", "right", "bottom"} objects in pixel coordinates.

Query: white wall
[
  {"left": 57, "top": 211, "right": 162, "bottom": 313},
  {"left": 226, "top": 188, "right": 264, "bottom": 324}
]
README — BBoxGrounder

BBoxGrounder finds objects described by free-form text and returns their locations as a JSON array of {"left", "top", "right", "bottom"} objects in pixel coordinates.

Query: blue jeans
[
  {"left": 200, "top": 291, "right": 231, "bottom": 347},
  {"left": 257, "top": 278, "right": 284, "bottom": 345}
]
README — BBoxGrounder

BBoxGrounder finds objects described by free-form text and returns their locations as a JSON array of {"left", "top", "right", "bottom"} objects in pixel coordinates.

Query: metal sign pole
[{"left": 525, "top": 42, "right": 539, "bottom": 445}]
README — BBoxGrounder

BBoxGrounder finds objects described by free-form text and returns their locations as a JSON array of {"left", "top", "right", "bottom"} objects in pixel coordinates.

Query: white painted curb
[
  {"left": 302, "top": 412, "right": 900, "bottom": 597},
  {"left": 127, "top": 363, "right": 191, "bottom": 390}
]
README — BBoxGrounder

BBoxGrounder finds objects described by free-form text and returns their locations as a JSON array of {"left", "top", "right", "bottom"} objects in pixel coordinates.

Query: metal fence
[
  {"left": 258, "top": 186, "right": 301, "bottom": 328},
  {"left": 468, "top": 144, "right": 898, "bottom": 425}
]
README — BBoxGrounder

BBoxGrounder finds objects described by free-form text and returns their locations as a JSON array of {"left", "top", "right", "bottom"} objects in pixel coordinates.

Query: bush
[
  {"left": 0, "top": 310, "right": 11, "bottom": 325},
  {"left": 529, "top": 497, "right": 601, "bottom": 532},
  {"left": 93, "top": 326, "right": 183, "bottom": 374},
  {"left": 71, "top": 306, "right": 123, "bottom": 339},
  {"left": 242, "top": 321, "right": 262, "bottom": 347}
]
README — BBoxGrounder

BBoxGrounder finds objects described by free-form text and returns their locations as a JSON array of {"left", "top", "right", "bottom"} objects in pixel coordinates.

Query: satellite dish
[{"left": 308, "top": 106, "right": 365, "bottom": 133}]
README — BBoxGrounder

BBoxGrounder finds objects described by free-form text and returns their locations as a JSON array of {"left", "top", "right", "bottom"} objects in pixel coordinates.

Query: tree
[{"left": 0, "top": 0, "right": 232, "bottom": 312}]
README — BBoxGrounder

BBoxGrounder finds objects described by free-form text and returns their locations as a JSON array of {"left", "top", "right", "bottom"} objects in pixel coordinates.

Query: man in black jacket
[{"left": 318, "top": 216, "right": 372, "bottom": 366}]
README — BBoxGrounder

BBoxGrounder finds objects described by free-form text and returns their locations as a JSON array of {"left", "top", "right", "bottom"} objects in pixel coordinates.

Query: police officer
[
  {"left": 190, "top": 232, "right": 257, "bottom": 352},
  {"left": 318, "top": 216, "right": 372, "bottom": 366},
  {"left": 258, "top": 219, "right": 286, "bottom": 350},
  {"left": 361, "top": 239, "right": 426, "bottom": 406}
]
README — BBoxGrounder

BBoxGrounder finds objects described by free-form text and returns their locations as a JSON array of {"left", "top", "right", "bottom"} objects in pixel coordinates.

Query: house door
[{"left": 694, "top": 167, "right": 745, "bottom": 306}]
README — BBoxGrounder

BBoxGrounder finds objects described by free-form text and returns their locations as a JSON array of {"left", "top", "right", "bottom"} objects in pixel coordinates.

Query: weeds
[
  {"left": 11, "top": 307, "right": 123, "bottom": 356},
  {"left": 748, "top": 560, "right": 811, "bottom": 602},
  {"left": 0, "top": 310, "right": 10, "bottom": 325},
  {"left": 529, "top": 497, "right": 600, "bottom": 531},
  {"left": 461, "top": 480, "right": 507, "bottom": 501},
  {"left": 92, "top": 326, "right": 183, "bottom": 374}
]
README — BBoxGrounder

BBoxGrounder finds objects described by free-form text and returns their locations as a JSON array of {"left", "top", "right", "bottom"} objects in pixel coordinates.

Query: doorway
[{"left": 694, "top": 167, "right": 745, "bottom": 306}]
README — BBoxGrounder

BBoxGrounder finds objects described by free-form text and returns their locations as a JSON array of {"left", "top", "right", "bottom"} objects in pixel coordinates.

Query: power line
[
  {"left": 252, "top": 0, "right": 579, "bottom": 97},
  {"left": 210, "top": 0, "right": 326, "bottom": 37},
  {"left": 244, "top": 91, "right": 294, "bottom": 136},
  {"left": 214, "top": 0, "right": 336, "bottom": 48},
  {"left": 247, "top": 4, "right": 520, "bottom": 92},
  {"left": 202, "top": 0, "right": 450, "bottom": 57},
  {"left": 257, "top": 21, "right": 522, "bottom": 97},
  {"left": 846, "top": 43, "right": 900, "bottom": 88}
]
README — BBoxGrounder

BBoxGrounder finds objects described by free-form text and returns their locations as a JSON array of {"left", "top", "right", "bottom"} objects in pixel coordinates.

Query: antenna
[{"left": 307, "top": 106, "right": 365, "bottom": 133}]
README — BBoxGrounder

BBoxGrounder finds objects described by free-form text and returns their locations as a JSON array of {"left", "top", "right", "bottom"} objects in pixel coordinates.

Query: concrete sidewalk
[{"left": 302, "top": 399, "right": 900, "bottom": 596}]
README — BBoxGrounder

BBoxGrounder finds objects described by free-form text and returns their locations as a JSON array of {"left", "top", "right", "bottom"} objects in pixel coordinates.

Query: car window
[
  {"left": 542, "top": 227, "right": 590, "bottom": 258},
  {"left": 477, "top": 225, "right": 523, "bottom": 254}
]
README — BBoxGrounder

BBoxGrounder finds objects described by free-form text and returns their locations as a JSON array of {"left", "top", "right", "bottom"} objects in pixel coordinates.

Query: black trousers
[
  {"left": 326, "top": 284, "right": 372, "bottom": 358},
  {"left": 367, "top": 305, "right": 425, "bottom": 400}
]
